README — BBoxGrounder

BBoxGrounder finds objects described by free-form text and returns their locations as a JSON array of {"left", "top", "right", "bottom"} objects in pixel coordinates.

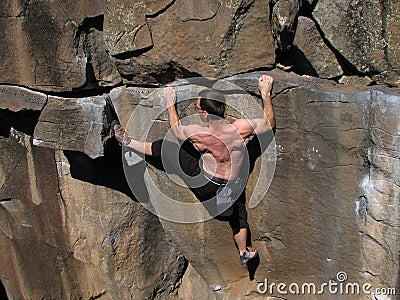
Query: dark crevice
[
  {"left": 71, "top": 60, "right": 100, "bottom": 91},
  {"left": 49, "top": 85, "right": 116, "bottom": 99},
  {"left": 149, "top": 62, "right": 202, "bottom": 85},
  {"left": 0, "top": 198, "right": 13, "bottom": 202},
  {"left": 75, "top": 14, "right": 104, "bottom": 39},
  {"left": 0, "top": 109, "right": 41, "bottom": 137},
  {"left": 64, "top": 145, "right": 136, "bottom": 200},
  {"left": 145, "top": 0, "right": 176, "bottom": 18},
  {"left": 0, "top": 280, "right": 8, "bottom": 300},
  {"left": 222, "top": 66, "right": 275, "bottom": 80},
  {"left": 112, "top": 45, "right": 154, "bottom": 60},
  {"left": 299, "top": 0, "right": 318, "bottom": 17},
  {"left": 276, "top": 46, "right": 318, "bottom": 77}
]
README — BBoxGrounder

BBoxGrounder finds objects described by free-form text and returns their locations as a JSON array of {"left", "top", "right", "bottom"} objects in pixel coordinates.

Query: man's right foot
[
  {"left": 112, "top": 121, "right": 132, "bottom": 146},
  {"left": 239, "top": 247, "right": 258, "bottom": 265}
]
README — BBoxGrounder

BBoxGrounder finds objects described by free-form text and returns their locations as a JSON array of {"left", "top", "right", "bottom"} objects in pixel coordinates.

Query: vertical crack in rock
[
  {"left": 73, "top": 14, "right": 121, "bottom": 91},
  {"left": 271, "top": 0, "right": 300, "bottom": 52},
  {"left": 380, "top": 0, "right": 390, "bottom": 66},
  {"left": 16, "top": 0, "right": 31, "bottom": 18},
  {"left": 74, "top": 15, "right": 104, "bottom": 91}
]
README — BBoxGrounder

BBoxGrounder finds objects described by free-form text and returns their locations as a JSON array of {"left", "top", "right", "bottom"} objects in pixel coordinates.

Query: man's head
[{"left": 196, "top": 89, "right": 226, "bottom": 120}]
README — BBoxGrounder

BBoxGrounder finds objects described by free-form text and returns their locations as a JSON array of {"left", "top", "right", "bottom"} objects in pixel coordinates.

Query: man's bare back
[
  {"left": 184, "top": 120, "right": 248, "bottom": 180},
  {"left": 173, "top": 75, "right": 274, "bottom": 181}
]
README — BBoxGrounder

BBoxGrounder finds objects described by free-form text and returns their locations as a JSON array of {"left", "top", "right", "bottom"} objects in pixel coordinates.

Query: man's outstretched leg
[{"left": 230, "top": 193, "right": 258, "bottom": 265}]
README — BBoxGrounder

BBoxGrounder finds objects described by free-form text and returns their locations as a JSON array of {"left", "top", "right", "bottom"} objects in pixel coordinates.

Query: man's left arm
[{"left": 164, "top": 87, "right": 187, "bottom": 140}]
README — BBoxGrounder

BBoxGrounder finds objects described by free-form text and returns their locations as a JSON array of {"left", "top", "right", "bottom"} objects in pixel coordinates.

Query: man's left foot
[
  {"left": 112, "top": 121, "right": 132, "bottom": 146},
  {"left": 240, "top": 247, "right": 258, "bottom": 265}
]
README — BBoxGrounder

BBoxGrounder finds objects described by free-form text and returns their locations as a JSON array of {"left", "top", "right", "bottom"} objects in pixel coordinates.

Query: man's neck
[{"left": 207, "top": 118, "right": 226, "bottom": 128}]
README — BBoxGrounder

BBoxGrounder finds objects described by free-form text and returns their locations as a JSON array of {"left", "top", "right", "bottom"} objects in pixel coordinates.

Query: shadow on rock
[
  {"left": 247, "top": 255, "right": 260, "bottom": 281},
  {"left": 64, "top": 138, "right": 137, "bottom": 200}
]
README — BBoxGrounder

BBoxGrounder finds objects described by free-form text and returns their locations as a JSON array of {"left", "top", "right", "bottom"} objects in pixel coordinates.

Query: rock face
[
  {"left": 294, "top": 16, "right": 343, "bottom": 78},
  {"left": 0, "top": 0, "right": 400, "bottom": 299},
  {"left": 271, "top": 0, "right": 300, "bottom": 52},
  {"left": 0, "top": 130, "right": 185, "bottom": 299},
  {"left": 113, "top": 0, "right": 275, "bottom": 84},
  {"left": 1, "top": 0, "right": 399, "bottom": 89},
  {"left": 2, "top": 70, "right": 399, "bottom": 299},
  {"left": 33, "top": 95, "right": 110, "bottom": 159},
  {"left": 313, "top": 0, "right": 400, "bottom": 86}
]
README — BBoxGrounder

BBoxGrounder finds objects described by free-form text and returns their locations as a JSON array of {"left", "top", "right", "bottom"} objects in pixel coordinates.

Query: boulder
[
  {"left": 109, "top": 70, "right": 400, "bottom": 297},
  {"left": 0, "top": 85, "right": 47, "bottom": 111},
  {"left": 271, "top": 0, "right": 300, "bottom": 52},
  {"left": 313, "top": 0, "right": 400, "bottom": 86},
  {"left": 33, "top": 95, "right": 110, "bottom": 159},
  {"left": 1, "top": 70, "right": 399, "bottom": 298},
  {"left": 114, "top": 0, "right": 275, "bottom": 84},
  {"left": 294, "top": 16, "right": 343, "bottom": 79},
  {"left": 0, "top": 0, "right": 121, "bottom": 92},
  {"left": 103, "top": 0, "right": 173, "bottom": 56}
]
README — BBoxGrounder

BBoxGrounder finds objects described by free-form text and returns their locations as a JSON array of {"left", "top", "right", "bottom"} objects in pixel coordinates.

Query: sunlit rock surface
[{"left": 0, "top": 0, "right": 399, "bottom": 298}]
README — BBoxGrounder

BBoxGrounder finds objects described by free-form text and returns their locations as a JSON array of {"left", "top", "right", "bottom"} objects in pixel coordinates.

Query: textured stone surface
[
  {"left": 271, "top": 0, "right": 300, "bottom": 52},
  {"left": 0, "top": 0, "right": 84, "bottom": 91},
  {"left": 313, "top": 0, "right": 400, "bottom": 86},
  {"left": 0, "top": 0, "right": 120, "bottom": 92},
  {"left": 108, "top": 70, "right": 400, "bottom": 297},
  {"left": 294, "top": 16, "right": 343, "bottom": 78},
  {"left": 0, "top": 85, "right": 47, "bottom": 111},
  {"left": 1, "top": 0, "right": 400, "bottom": 90},
  {"left": 33, "top": 95, "right": 110, "bottom": 159},
  {"left": 103, "top": 0, "right": 173, "bottom": 56},
  {"left": 114, "top": 0, "right": 275, "bottom": 84},
  {"left": 359, "top": 88, "right": 400, "bottom": 291},
  {"left": 1, "top": 69, "right": 399, "bottom": 299},
  {"left": 0, "top": 0, "right": 400, "bottom": 298},
  {"left": 0, "top": 133, "right": 185, "bottom": 299},
  {"left": 76, "top": 25, "right": 122, "bottom": 88}
]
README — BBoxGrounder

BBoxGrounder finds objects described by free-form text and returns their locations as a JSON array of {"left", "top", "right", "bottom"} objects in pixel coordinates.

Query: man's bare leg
[
  {"left": 234, "top": 228, "right": 248, "bottom": 254},
  {"left": 125, "top": 139, "right": 153, "bottom": 156},
  {"left": 235, "top": 227, "right": 258, "bottom": 265}
]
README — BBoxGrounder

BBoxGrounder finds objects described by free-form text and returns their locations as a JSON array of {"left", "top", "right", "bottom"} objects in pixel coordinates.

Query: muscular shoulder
[{"left": 232, "top": 118, "right": 255, "bottom": 138}]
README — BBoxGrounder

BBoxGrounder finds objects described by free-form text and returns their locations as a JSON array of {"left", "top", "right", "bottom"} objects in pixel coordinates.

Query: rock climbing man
[{"left": 113, "top": 75, "right": 275, "bottom": 265}]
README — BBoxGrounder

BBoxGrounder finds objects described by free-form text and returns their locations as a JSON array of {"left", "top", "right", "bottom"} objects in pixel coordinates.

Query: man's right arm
[
  {"left": 235, "top": 75, "right": 275, "bottom": 138},
  {"left": 258, "top": 74, "right": 275, "bottom": 132}
]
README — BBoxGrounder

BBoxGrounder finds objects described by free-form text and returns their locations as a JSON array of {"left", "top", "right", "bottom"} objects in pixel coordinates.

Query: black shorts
[{"left": 150, "top": 139, "right": 249, "bottom": 233}]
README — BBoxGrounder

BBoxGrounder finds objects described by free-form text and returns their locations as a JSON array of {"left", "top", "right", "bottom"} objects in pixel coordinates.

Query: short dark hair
[{"left": 198, "top": 89, "right": 226, "bottom": 119}]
